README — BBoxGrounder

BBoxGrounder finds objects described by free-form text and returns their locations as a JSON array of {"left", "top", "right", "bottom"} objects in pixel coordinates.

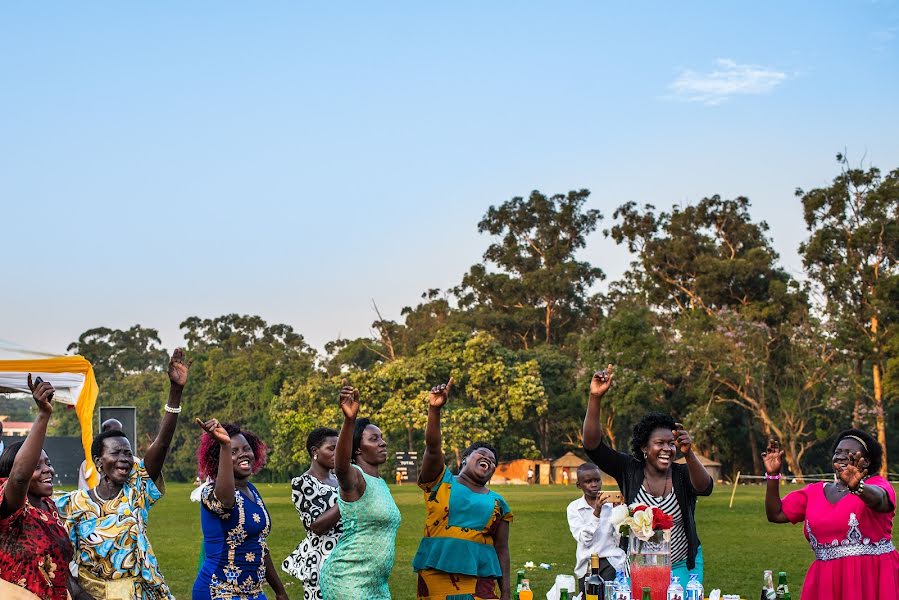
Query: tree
[
  {"left": 67, "top": 325, "right": 168, "bottom": 382},
  {"left": 797, "top": 156, "right": 899, "bottom": 475},
  {"left": 456, "top": 189, "right": 603, "bottom": 348}
]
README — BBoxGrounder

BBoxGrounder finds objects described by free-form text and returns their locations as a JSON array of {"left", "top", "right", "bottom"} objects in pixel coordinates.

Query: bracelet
[
  {"left": 164, "top": 404, "right": 182, "bottom": 414},
  {"left": 850, "top": 480, "right": 866, "bottom": 495},
  {"left": 764, "top": 473, "right": 781, "bottom": 480}
]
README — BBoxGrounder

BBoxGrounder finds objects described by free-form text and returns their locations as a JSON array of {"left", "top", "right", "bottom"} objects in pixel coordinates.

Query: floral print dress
[
  {"left": 0, "top": 478, "right": 73, "bottom": 600},
  {"left": 282, "top": 473, "right": 342, "bottom": 600}
]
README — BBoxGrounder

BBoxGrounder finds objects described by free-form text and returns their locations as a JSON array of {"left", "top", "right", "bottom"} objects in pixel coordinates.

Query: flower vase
[{"left": 627, "top": 529, "right": 671, "bottom": 600}]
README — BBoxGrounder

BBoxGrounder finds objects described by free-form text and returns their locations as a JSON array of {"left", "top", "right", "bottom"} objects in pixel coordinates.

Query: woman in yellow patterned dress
[
  {"left": 413, "top": 378, "right": 513, "bottom": 600},
  {"left": 56, "top": 349, "right": 191, "bottom": 600}
]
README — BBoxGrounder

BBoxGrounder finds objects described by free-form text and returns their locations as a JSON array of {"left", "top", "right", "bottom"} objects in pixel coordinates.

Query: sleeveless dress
[
  {"left": 781, "top": 475, "right": 898, "bottom": 600},
  {"left": 281, "top": 473, "right": 342, "bottom": 600},
  {"left": 319, "top": 465, "right": 401, "bottom": 600},
  {"left": 192, "top": 482, "right": 272, "bottom": 600}
]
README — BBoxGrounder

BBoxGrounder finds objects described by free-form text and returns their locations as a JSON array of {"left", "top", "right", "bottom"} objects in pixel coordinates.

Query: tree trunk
[
  {"left": 853, "top": 358, "right": 864, "bottom": 428},
  {"left": 870, "top": 315, "right": 888, "bottom": 476},
  {"left": 747, "top": 415, "right": 763, "bottom": 475},
  {"left": 783, "top": 437, "right": 805, "bottom": 483},
  {"left": 407, "top": 425, "right": 414, "bottom": 452},
  {"left": 538, "top": 416, "right": 550, "bottom": 457},
  {"left": 544, "top": 300, "right": 554, "bottom": 345}
]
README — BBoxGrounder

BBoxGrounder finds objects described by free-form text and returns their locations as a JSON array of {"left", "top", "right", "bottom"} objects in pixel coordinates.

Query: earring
[
  {"left": 313, "top": 454, "right": 318, "bottom": 461},
  {"left": 644, "top": 452, "right": 648, "bottom": 459}
]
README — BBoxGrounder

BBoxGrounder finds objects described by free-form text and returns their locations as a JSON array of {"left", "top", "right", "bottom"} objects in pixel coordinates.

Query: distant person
[
  {"left": 57, "top": 348, "right": 191, "bottom": 600},
  {"left": 282, "top": 427, "right": 342, "bottom": 600},
  {"left": 77, "top": 417, "right": 131, "bottom": 490},
  {"left": 319, "top": 382, "right": 401, "bottom": 600},
  {"left": 527, "top": 467, "right": 534, "bottom": 484},
  {"left": 192, "top": 419, "right": 289, "bottom": 600},
  {"left": 764, "top": 430, "right": 898, "bottom": 600},
  {"left": 582, "top": 365, "right": 713, "bottom": 585},
  {"left": 412, "top": 378, "right": 512, "bottom": 600},
  {"left": 567, "top": 463, "right": 626, "bottom": 595},
  {"left": 0, "top": 375, "right": 74, "bottom": 599},
  {"left": 562, "top": 469, "right": 570, "bottom": 485}
]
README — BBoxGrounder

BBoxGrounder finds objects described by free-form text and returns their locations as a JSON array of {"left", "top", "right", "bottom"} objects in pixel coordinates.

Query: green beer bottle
[
  {"left": 775, "top": 571, "right": 791, "bottom": 600},
  {"left": 642, "top": 587, "right": 652, "bottom": 600},
  {"left": 514, "top": 570, "right": 525, "bottom": 600}
]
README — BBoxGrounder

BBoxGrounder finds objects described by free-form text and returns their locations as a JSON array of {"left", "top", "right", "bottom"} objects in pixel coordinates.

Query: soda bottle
[
  {"left": 685, "top": 574, "right": 703, "bottom": 600},
  {"left": 519, "top": 579, "right": 533, "bottom": 600},
  {"left": 759, "top": 570, "right": 776, "bottom": 600},
  {"left": 775, "top": 572, "right": 791, "bottom": 600},
  {"left": 667, "top": 575, "right": 684, "bottom": 600},
  {"left": 514, "top": 570, "right": 525, "bottom": 600},
  {"left": 642, "top": 587, "right": 652, "bottom": 600},
  {"left": 560, "top": 589, "right": 569, "bottom": 600}
]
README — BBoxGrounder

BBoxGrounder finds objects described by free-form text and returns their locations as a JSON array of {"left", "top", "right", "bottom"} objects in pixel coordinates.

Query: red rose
[
  {"left": 651, "top": 507, "right": 674, "bottom": 530},
  {"left": 631, "top": 504, "right": 649, "bottom": 513}
]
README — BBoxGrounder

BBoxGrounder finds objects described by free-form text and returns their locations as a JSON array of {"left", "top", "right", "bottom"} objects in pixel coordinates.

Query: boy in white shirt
[{"left": 567, "top": 463, "right": 627, "bottom": 594}]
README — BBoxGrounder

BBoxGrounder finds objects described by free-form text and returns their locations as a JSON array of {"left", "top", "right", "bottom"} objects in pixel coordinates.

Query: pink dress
[{"left": 782, "top": 476, "right": 899, "bottom": 599}]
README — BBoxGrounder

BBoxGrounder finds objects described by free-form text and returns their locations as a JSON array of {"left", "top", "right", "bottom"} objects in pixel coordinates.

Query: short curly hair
[
  {"left": 461, "top": 442, "right": 499, "bottom": 466},
  {"left": 91, "top": 430, "right": 129, "bottom": 460},
  {"left": 197, "top": 423, "right": 268, "bottom": 480},
  {"left": 306, "top": 427, "right": 339, "bottom": 457},
  {"left": 630, "top": 412, "right": 677, "bottom": 461},
  {"left": 832, "top": 428, "right": 882, "bottom": 475}
]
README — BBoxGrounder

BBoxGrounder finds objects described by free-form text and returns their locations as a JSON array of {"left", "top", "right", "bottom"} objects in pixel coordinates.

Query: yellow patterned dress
[
  {"left": 413, "top": 466, "right": 513, "bottom": 600},
  {"left": 56, "top": 460, "right": 172, "bottom": 600}
]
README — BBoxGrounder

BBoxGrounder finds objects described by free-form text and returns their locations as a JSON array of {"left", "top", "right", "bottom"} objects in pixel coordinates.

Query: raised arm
[
  {"left": 196, "top": 418, "right": 235, "bottom": 510},
  {"left": 143, "top": 348, "right": 191, "bottom": 482},
  {"left": 673, "top": 422, "right": 713, "bottom": 494},
  {"left": 334, "top": 380, "right": 364, "bottom": 500},
  {"left": 0, "top": 375, "right": 54, "bottom": 518},
  {"left": 582, "top": 365, "right": 613, "bottom": 450},
  {"left": 839, "top": 451, "right": 892, "bottom": 513},
  {"left": 420, "top": 378, "right": 452, "bottom": 484},
  {"left": 763, "top": 439, "right": 790, "bottom": 523}
]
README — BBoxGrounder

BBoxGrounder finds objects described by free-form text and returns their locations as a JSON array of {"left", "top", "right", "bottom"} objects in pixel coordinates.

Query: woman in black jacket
[{"left": 582, "top": 365, "right": 713, "bottom": 584}]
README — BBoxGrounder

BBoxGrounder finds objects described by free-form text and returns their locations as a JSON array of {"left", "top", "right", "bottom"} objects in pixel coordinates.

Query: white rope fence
[{"left": 728, "top": 471, "right": 899, "bottom": 508}]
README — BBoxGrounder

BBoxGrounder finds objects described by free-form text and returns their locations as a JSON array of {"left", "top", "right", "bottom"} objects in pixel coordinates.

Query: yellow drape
[{"left": 0, "top": 355, "right": 99, "bottom": 487}]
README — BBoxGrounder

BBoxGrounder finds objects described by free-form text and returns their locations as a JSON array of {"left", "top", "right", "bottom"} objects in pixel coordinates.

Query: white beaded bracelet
[{"left": 164, "top": 404, "right": 182, "bottom": 414}]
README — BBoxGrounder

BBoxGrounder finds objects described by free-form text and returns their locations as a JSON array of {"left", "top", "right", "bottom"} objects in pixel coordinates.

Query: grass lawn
[{"left": 136, "top": 482, "right": 898, "bottom": 599}]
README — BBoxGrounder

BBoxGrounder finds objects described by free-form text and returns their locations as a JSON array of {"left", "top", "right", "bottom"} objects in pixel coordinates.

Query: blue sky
[{"left": 3, "top": 2, "right": 898, "bottom": 355}]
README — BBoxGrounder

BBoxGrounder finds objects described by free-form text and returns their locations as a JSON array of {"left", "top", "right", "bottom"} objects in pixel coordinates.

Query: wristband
[
  {"left": 764, "top": 473, "right": 781, "bottom": 480},
  {"left": 849, "top": 480, "right": 866, "bottom": 495},
  {"left": 164, "top": 404, "right": 182, "bottom": 414}
]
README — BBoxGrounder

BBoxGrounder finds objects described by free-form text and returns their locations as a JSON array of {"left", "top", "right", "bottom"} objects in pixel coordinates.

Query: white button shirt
[{"left": 566, "top": 495, "right": 628, "bottom": 577}]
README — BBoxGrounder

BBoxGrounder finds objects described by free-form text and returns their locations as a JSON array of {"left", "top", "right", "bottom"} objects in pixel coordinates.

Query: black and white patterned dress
[{"left": 282, "top": 473, "right": 342, "bottom": 600}]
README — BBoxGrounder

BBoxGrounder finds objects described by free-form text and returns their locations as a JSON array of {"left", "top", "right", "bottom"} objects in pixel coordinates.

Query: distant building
[
  {"left": 493, "top": 458, "right": 552, "bottom": 484},
  {"left": 0, "top": 419, "right": 33, "bottom": 436},
  {"left": 674, "top": 453, "right": 722, "bottom": 481}
]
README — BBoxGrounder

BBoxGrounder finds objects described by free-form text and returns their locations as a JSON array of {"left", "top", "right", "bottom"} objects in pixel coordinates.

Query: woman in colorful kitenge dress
[
  {"left": 282, "top": 427, "right": 342, "bottom": 600},
  {"left": 57, "top": 348, "right": 191, "bottom": 600},
  {"left": 319, "top": 381, "right": 402, "bottom": 600},
  {"left": 412, "top": 378, "right": 513, "bottom": 600},
  {"left": 0, "top": 376, "right": 74, "bottom": 600},
  {"left": 764, "top": 429, "right": 898, "bottom": 600},
  {"left": 192, "top": 419, "right": 288, "bottom": 600}
]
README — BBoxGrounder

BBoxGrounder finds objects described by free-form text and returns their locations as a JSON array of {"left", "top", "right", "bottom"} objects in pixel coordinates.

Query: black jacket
[{"left": 584, "top": 440, "right": 713, "bottom": 569}]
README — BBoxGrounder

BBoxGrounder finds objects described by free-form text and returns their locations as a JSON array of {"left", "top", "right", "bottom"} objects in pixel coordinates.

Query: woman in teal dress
[{"left": 320, "top": 382, "right": 401, "bottom": 600}]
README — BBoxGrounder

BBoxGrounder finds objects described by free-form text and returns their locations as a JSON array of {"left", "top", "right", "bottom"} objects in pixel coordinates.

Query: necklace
[
  {"left": 94, "top": 482, "right": 120, "bottom": 502},
  {"left": 644, "top": 472, "right": 671, "bottom": 497}
]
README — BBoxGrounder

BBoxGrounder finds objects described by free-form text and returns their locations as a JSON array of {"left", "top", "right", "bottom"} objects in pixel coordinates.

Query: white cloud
[{"left": 667, "top": 58, "right": 788, "bottom": 105}]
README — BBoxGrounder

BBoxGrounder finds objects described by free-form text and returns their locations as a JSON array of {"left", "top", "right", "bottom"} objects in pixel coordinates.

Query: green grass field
[{"left": 138, "top": 482, "right": 898, "bottom": 599}]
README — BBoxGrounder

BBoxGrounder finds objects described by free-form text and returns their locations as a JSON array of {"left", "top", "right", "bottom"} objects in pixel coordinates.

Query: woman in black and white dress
[{"left": 283, "top": 427, "right": 342, "bottom": 600}]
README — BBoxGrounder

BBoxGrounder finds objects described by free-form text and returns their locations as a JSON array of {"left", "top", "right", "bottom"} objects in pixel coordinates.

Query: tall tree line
[{"left": 50, "top": 157, "right": 898, "bottom": 481}]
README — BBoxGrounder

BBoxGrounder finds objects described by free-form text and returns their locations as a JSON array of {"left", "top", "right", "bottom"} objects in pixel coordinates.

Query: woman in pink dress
[{"left": 763, "top": 429, "right": 898, "bottom": 599}]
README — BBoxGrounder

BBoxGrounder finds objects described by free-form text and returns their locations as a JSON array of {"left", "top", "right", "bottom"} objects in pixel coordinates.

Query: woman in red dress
[
  {"left": 0, "top": 375, "right": 81, "bottom": 600},
  {"left": 764, "top": 429, "right": 898, "bottom": 600}
]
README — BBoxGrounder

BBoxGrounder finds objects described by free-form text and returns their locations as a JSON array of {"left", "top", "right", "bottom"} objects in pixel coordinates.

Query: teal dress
[{"left": 320, "top": 465, "right": 401, "bottom": 600}]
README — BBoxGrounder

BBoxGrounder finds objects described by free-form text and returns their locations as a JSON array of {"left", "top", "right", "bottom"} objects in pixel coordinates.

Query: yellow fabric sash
[{"left": 77, "top": 571, "right": 138, "bottom": 600}]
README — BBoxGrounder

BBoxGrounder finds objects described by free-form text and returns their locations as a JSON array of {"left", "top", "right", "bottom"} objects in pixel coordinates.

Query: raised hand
[
  {"left": 167, "top": 348, "right": 192, "bottom": 387},
  {"left": 762, "top": 439, "right": 784, "bottom": 475},
  {"left": 26, "top": 373, "right": 54, "bottom": 416},
  {"left": 673, "top": 422, "right": 693, "bottom": 456},
  {"left": 338, "top": 379, "right": 360, "bottom": 419},
  {"left": 195, "top": 417, "right": 230, "bottom": 445},
  {"left": 590, "top": 364, "right": 614, "bottom": 397},
  {"left": 836, "top": 451, "right": 869, "bottom": 490},
  {"left": 428, "top": 377, "right": 453, "bottom": 409}
]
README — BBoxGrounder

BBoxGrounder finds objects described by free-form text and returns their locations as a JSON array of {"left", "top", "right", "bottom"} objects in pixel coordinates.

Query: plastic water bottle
[
  {"left": 616, "top": 572, "right": 631, "bottom": 600},
  {"left": 667, "top": 575, "right": 684, "bottom": 600},
  {"left": 685, "top": 573, "right": 703, "bottom": 600}
]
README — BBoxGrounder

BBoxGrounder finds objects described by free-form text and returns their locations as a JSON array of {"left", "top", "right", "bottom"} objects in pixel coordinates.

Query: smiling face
[
  {"left": 314, "top": 436, "right": 338, "bottom": 471},
  {"left": 643, "top": 427, "right": 677, "bottom": 472},
  {"left": 356, "top": 425, "right": 388, "bottom": 465},
  {"left": 230, "top": 434, "right": 256, "bottom": 480},
  {"left": 97, "top": 436, "right": 134, "bottom": 485},
  {"left": 576, "top": 466, "right": 602, "bottom": 500},
  {"left": 460, "top": 447, "right": 498, "bottom": 486},
  {"left": 832, "top": 437, "right": 868, "bottom": 473},
  {"left": 28, "top": 450, "right": 55, "bottom": 498}
]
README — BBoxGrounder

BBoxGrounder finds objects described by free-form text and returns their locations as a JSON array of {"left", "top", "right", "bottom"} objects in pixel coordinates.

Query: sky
[{"left": 2, "top": 2, "right": 898, "bottom": 355}]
